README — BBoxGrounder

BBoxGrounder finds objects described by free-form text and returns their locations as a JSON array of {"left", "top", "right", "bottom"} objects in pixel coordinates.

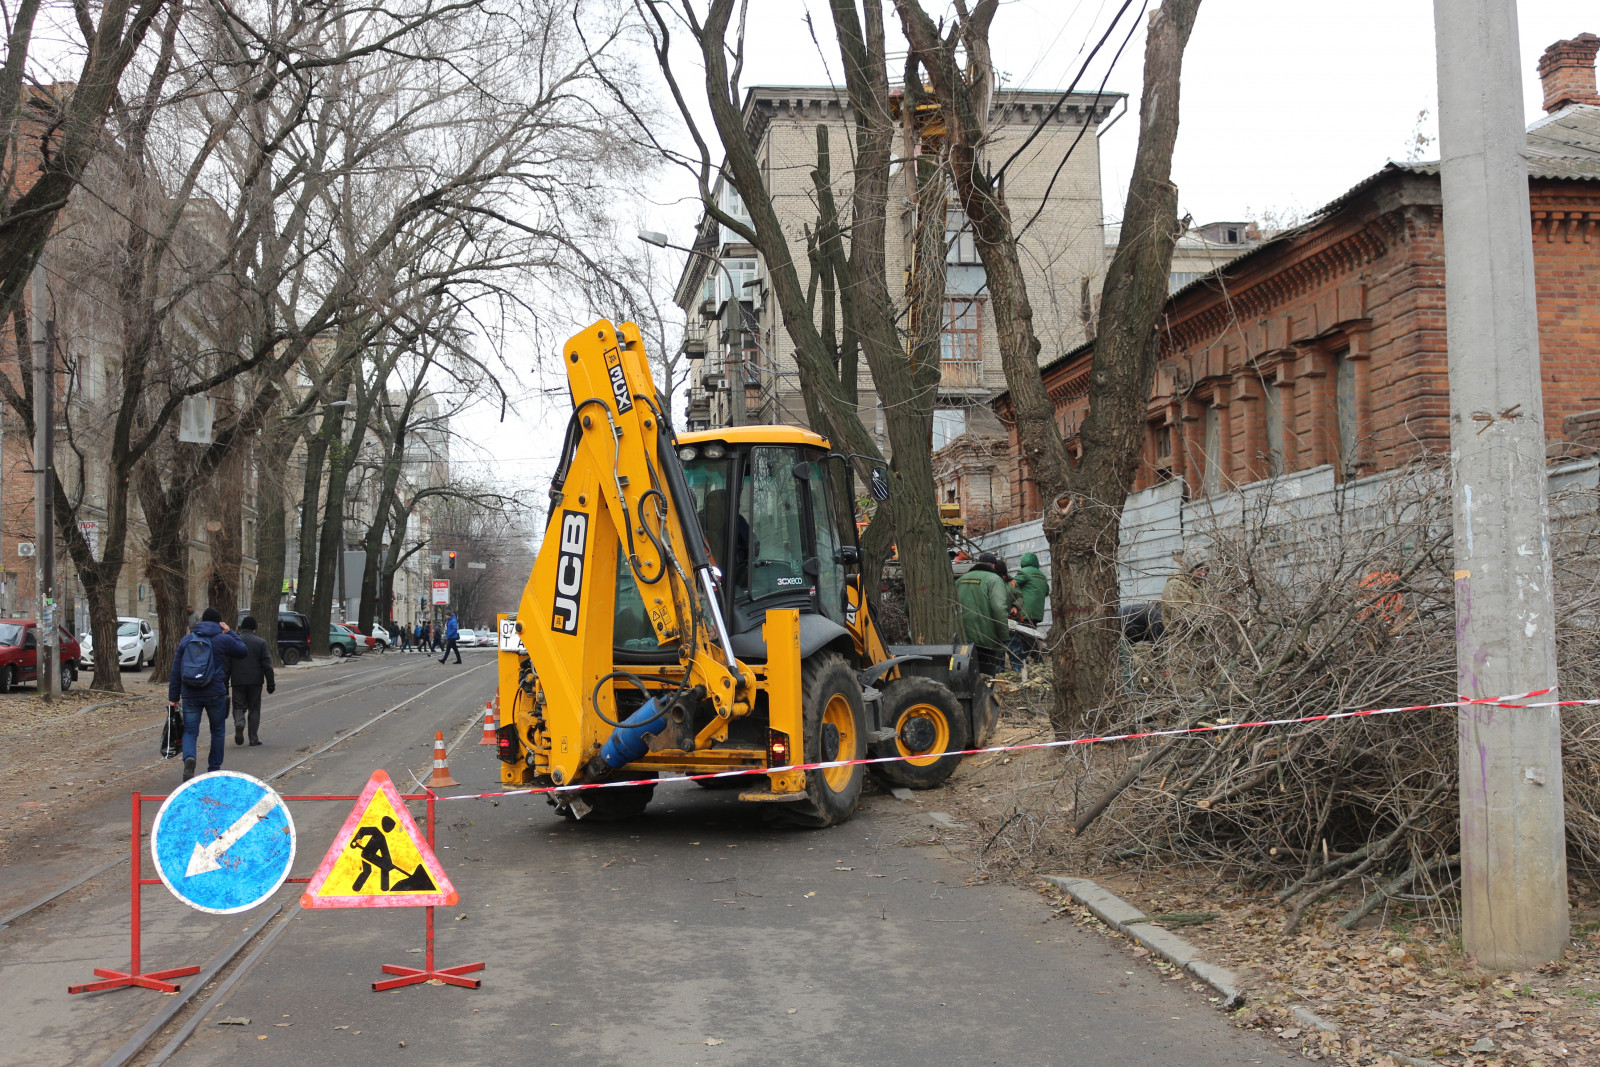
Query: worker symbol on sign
[
  {"left": 301, "top": 769, "right": 458, "bottom": 909},
  {"left": 349, "top": 816, "right": 436, "bottom": 893}
]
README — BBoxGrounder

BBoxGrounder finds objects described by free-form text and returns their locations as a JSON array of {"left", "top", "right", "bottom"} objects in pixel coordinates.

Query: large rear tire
[
  {"left": 869, "top": 676, "right": 969, "bottom": 790},
  {"left": 556, "top": 775, "right": 657, "bottom": 821},
  {"left": 772, "top": 653, "right": 866, "bottom": 828}
]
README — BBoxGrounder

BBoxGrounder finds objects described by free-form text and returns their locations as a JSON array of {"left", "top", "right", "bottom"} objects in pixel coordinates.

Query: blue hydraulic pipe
[{"left": 599, "top": 699, "right": 664, "bottom": 768}]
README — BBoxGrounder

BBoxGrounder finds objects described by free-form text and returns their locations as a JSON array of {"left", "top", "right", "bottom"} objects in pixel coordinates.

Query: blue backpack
[{"left": 178, "top": 633, "right": 216, "bottom": 690}]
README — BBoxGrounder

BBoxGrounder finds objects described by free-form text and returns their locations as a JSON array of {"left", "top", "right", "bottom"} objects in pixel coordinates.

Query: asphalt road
[{"left": 0, "top": 653, "right": 1286, "bottom": 1066}]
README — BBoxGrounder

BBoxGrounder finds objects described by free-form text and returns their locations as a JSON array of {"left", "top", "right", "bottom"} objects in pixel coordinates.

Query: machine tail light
[
  {"left": 496, "top": 724, "right": 522, "bottom": 764},
  {"left": 767, "top": 730, "right": 791, "bottom": 767}
]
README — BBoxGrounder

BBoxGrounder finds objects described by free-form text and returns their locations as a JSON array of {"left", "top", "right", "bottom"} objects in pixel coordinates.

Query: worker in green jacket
[
  {"left": 1008, "top": 551, "right": 1049, "bottom": 668},
  {"left": 1010, "top": 552, "right": 1048, "bottom": 624},
  {"left": 956, "top": 552, "right": 1011, "bottom": 676}
]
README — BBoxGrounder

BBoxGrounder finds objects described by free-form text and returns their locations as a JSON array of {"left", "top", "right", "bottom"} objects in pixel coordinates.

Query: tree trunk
[
  {"left": 138, "top": 464, "right": 192, "bottom": 683},
  {"left": 899, "top": 0, "right": 1201, "bottom": 733},
  {"left": 206, "top": 434, "right": 246, "bottom": 621},
  {"left": 308, "top": 444, "right": 351, "bottom": 654},
  {"left": 291, "top": 418, "right": 332, "bottom": 617},
  {"left": 250, "top": 447, "right": 288, "bottom": 661},
  {"left": 1047, "top": 2, "right": 1200, "bottom": 733}
]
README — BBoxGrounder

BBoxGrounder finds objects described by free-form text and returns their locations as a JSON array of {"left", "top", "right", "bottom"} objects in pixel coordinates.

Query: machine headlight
[
  {"left": 702, "top": 443, "right": 726, "bottom": 459},
  {"left": 677, "top": 446, "right": 697, "bottom": 462}
]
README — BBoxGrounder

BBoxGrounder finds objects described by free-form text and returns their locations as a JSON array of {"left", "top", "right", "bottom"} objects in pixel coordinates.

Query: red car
[
  {"left": 0, "top": 619, "right": 82, "bottom": 692},
  {"left": 337, "top": 623, "right": 378, "bottom": 651}
]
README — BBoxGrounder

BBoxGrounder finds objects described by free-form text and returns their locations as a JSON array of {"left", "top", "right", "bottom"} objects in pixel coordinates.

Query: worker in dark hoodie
[{"left": 168, "top": 608, "right": 249, "bottom": 781}]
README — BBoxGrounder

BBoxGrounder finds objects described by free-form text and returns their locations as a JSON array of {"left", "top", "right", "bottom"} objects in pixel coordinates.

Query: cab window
[{"left": 740, "top": 446, "right": 808, "bottom": 602}]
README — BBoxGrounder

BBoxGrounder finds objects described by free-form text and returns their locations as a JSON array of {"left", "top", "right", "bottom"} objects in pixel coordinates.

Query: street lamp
[{"left": 637, "top": 230, "right": 766, "bottom": 428}]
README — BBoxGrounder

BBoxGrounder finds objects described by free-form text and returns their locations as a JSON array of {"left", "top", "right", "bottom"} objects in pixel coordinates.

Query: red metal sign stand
[
  {"left": 68, "top": 793, "right": 201, "bottom": 994},
  {"left": 67, "top": 788, "right": 482, "bottom": 995},
  {"left": 372, "top": 792, "right": 483, "bottom": 990}
]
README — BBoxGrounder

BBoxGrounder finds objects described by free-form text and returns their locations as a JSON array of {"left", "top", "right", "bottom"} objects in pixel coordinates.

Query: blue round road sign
[{"left": 150, "top": 771, "right": 296, "bottom": 915}]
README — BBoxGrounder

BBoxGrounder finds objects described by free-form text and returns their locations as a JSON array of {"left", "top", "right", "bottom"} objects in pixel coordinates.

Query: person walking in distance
[
  {"left": 168, "top": 608, "right": 248, "bottom": 781},
  {"left": 228, "top": 616, "right": 276, "bottom": 747},
  {"left": 432, "top": 620, "right": 444, "bottom": 654},
  {"left": 438, "top": 613, "right": 462, "bottom": 664}
]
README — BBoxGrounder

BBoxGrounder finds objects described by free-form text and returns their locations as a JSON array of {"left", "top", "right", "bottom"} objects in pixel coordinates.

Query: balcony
[{"left": 939, "top": 359, "right": 984, "bottom": 389}]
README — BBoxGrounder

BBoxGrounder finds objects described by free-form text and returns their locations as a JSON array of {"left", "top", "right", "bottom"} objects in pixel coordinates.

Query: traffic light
[{"left": 447, "top": 551, "right": 457, "bottom": 570}]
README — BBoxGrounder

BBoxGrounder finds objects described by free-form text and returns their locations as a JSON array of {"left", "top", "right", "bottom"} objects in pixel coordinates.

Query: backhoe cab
[{"left": 496, "top": 319, "right": 992, "bottom": 826}]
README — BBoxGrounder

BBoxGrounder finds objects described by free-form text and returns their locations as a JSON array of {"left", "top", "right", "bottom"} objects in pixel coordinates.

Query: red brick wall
[{"left": 996, "top": 170, "right": 1600, "bottom": 526}]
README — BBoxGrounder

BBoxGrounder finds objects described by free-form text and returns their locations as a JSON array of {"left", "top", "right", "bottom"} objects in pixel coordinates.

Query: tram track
[{"left": 0, "top": 657, "right": 491, "bottom": 931}]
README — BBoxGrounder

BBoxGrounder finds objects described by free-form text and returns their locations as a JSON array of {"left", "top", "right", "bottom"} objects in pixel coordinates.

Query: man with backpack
[
  {"left": 168, "top": 608, "right": 249, "bottom": 781},
  {"left": 438, "top": 613, "right": 462, "bottom": 665}
]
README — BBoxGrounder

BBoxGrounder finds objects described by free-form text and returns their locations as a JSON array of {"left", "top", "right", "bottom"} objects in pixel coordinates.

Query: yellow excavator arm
[{"left": 510, "top": 320, "right": 752, "bottom": 788}]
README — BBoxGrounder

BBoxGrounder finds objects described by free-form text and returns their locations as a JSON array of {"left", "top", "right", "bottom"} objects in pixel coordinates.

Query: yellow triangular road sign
[{"left": 301, "top": 770, "right": 458, "bottom": 908}]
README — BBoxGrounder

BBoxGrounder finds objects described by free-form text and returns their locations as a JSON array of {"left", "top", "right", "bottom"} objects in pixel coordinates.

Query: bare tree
[
  {"left": 629, "top": 0, "right": 958, "bottom": 641},
  {"left": 0, "top": 0, "right": 169, "bottom": 325},
  {"left": 897, "top": 0, "right": 1202, "bottom": 732}
]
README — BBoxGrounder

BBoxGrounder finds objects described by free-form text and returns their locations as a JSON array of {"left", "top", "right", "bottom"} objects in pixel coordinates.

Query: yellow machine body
[{"left": 495, "top": 320, "right": 986, "bottom": 825}]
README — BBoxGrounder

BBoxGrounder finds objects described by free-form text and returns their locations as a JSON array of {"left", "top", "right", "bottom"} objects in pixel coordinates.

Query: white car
[
  {"left": 476, "top": 629, "right": 496, "bottom": 647},
  {"left": 456, "top": 628, "right": 477, "bottom": 647},
  {"left": 80, "top": 616, "right": 159, "bottom": 670},
  {"left": 370, "top": 622, "right": 390, "bottom": 650}
]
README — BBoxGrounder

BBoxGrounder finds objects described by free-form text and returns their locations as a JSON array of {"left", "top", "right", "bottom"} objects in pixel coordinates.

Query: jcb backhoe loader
[{"left": 493, "top": 319, "right": 994, "bottom": 826}]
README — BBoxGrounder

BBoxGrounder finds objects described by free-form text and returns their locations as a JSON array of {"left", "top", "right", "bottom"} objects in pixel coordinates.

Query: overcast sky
[{"left": 471, "top": 0, "right": 1586, "bottom": 494}]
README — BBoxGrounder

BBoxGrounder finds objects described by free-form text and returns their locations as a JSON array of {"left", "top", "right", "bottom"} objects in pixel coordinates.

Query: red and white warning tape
[{"left": 437, "top": 688, "right": 1569, "bottom": 802}]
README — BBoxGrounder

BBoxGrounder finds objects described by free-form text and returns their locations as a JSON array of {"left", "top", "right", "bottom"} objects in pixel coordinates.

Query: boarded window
[
  {"left": 1202, "top": 405, "right": 1222, "bottom": 497},
  {"left": 1263, "top": 379, "right": 1285, "bottom": 477},
  {"left": 1334, "top": 349, "right": 1358, "bottom": 477}
]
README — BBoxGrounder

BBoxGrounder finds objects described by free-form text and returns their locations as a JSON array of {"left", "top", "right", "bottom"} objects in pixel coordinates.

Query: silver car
[{"left": 80, "top": 616, "right": 159, "bottom": 670}]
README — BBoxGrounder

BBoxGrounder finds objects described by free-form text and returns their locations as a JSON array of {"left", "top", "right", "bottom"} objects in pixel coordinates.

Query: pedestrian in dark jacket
[
  {"left": 1007, "top": 551, "right": 1050, "bottom": 669},
  {"left": 956, "top": 553, "right": 1011, "bottom": 676},
  {"left": 168, "top": 608, "right": 248, "bottom": 780},
  {"left": 396, "top": 622, "right": 410, "bottom": 652},
  {"left": 438, "top": 613, "right": 461, "bottom": 664},
  {"left": 227, "top": 616, "right": 276, "bottom": 747}
]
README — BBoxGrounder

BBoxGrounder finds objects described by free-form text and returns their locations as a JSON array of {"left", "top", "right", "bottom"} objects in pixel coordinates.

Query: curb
[
  {"left": 1043, "top": 875, "right": 1247, "bottom": 1009},
  {"left": 71, "top": 693, "right": 157, "bottom": 718}
]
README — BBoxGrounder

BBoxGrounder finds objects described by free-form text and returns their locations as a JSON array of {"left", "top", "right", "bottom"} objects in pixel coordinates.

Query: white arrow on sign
[{"left": 186, "top": 793, "right": 279, "bottom": 877}]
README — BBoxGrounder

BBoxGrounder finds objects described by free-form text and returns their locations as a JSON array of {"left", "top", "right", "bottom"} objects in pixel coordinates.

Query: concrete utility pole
[
  {"left": 1433, "top": 0, "right": 1567, "bottom": 969},
  {"left": 30, "top": 263, "right": 56, "bottom": 699}
]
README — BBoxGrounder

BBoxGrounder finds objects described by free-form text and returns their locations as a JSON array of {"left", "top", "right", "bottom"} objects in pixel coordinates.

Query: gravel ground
[{"left": 926, "top": 672, "right": 1600, "bottom": 1067}]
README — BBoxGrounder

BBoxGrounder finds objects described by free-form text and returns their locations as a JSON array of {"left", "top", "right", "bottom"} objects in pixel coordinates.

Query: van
[{"left": 241, "top": 610, "right": 312, "bottom": 665}]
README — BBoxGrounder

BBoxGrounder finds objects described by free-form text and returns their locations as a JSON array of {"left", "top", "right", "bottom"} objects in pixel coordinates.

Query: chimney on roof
[{"left": 1537, "top": 33, "right": 1600, "bottom": 113}]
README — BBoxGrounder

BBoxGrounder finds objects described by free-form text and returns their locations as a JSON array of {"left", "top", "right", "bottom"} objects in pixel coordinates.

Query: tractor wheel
[
  {"left": 869, "top": 677, "right": 969, "bottom": 790},
  {"left": 773, "top": 653, "right": 866, "bottom": 828},
  {"left": 555, "top": 775, "right": 656, "bottom": 821}
]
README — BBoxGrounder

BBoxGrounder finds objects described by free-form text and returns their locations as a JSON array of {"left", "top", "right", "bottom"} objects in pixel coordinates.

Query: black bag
[{"left": 160, "top": 704, "right": 184, "bottom": 758}]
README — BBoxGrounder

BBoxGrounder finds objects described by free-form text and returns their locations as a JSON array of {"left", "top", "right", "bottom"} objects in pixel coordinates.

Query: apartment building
[{"left": 676, "top": 83, "right": 1122, "bottom": 475}]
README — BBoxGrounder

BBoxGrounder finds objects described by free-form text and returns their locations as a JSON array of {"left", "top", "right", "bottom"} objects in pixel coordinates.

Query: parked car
[
  {"left": 0, "top": 620, "right": 81, "bottom": 692},
  {"left": 477, "top": 629, "right": 496, "bottom": 647},
  {"left": 369, "top": 622, "right": 390, "bottom": 650},
  {"left": 329, "top": 623, "right": 364, "bottom": 658},
  {"left": 244, "top": 610, "right": 312, "bottom": 665},
  {"left": 457, "top": 628, "right": 477, "bottom": 648},
  {"left": 79, "top": 616, "right": 158, "bottom": 670},
  {"left": 341, "top": 624, "right": 378, "bottom": 651}
]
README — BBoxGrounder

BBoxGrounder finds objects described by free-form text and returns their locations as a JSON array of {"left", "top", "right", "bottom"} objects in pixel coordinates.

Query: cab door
[{"left": 20, "top": 626, "right": 38, "bottom": 680}]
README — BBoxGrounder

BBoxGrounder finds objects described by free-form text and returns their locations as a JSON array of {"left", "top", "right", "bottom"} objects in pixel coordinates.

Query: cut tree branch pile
[{"left": 962, "top": 462, "right": 1600, "bottom": 935}]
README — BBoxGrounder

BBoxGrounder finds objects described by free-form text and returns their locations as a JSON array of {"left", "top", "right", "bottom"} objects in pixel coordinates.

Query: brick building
[{"left": 995, "top": 34, "right": 1600, "bottom": 525}]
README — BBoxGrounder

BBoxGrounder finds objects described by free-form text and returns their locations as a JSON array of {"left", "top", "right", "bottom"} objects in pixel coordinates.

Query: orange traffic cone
[
  {"left": 478, "top": 700, "right": 496, "bottom": 745},
  {"left": 428, "top": 730, "right": 459, "bottom": 788}
]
